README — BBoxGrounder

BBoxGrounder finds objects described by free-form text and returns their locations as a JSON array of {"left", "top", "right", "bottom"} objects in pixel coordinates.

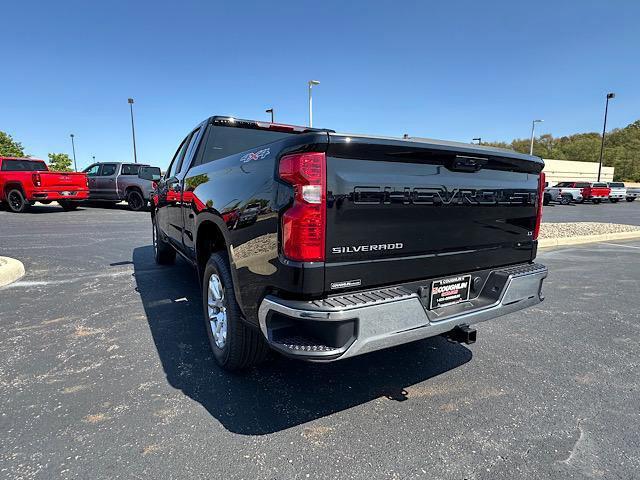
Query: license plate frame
[{"left": 429, "top": 274, "right": 472, "bottom": 310}]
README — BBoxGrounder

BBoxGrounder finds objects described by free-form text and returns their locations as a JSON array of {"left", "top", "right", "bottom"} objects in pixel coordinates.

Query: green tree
[
  {"left": 484, "top": 119, "right": 640, "bottom": 181},
  {"left": 47, "top": 153, "right": 73, "bottom": 172},
  {"left": 0, "top": 131, "right": 26, "bottom": 157}
]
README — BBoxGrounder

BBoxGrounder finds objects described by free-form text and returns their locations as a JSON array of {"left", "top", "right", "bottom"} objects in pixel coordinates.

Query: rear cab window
[
  {"left": 1, "top": 159, "right": 47, "bottom": 171},
  {"left": 197, "top": 125, "right": 293, "bottom": 166},
  {"left": 608, "top": 182, "right": 624, "bottom": 188},
  {"left": 592, "top": 183, "right": 608, "bottom": 188}
]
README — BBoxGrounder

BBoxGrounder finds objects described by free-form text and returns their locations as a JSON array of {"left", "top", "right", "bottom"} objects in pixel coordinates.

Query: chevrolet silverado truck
[
  {"left": 581, "top": 182, "right": 611, "bottom": 204},
  {"left": 0, "top": 157, "right": 89, "bottom": 212},
  {"left": 82, "top": 162, "right": 161, "bottom": 211},
  {"left": 145, "top": 116, "right": 548, "bottom": 371},
  {"left": 606, "top": 182, "right": 627, "bottom": 203}
]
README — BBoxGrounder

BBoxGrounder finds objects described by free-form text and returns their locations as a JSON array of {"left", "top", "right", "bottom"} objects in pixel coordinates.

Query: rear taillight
[
  {"left": 533, "top": 172, "right": 545, "bottom": 240},
  {"left": 85, "top": 176, "right": 89, "bottom": 188},
  {"left": 32, "top": 173, "right": 42, "bottom": 187},
  {"left": 278, "top": 152, "right": 326, "bottom": 262},
  {"left": 152, "top": 181, "right": 158, "bottom": 190}
]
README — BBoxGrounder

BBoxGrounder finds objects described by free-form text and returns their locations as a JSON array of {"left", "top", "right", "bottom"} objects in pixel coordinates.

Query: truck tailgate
[
  {"left": 39, "top": 172, "right": 87, "bottom": 190},
  {"left": 324, "top": 134, "right": 543, "bottom": 292}
]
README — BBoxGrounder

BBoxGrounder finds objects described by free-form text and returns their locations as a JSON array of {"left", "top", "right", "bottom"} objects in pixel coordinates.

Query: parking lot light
[
  {"left": 69, "top": 134, "right": 77, "bottom": 172},
  {"left": 128, "top": 98, "right": 138, "bottom": 164},
  {"left": 529, "top": 120, "right": 543, "bottom": 155},
  {"left": 597, "top": 93, "right": 615, "bottom": 182},
  {"left": 266, "top": 108, "right": 274, "bottom": 123},
  {"left": 308, "top": 80, "right": 320, "bottom": 127}
]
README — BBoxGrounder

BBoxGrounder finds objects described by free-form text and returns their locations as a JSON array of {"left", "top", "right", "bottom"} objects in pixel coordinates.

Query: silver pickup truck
[
  {"left": 624, "top": 185, "right": 640, "bottom": 202},
  {"left": 82, "top": 162, "right": 161, "bottom": 211}
]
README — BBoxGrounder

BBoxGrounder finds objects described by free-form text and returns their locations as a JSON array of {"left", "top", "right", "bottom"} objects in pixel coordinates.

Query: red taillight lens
[
  {"left": 152, "top": 181, "right": 158, "bottom": 190},
  {"left": 278, "top": 152, "right": 326, "bottom": 262},
  {"left": 534, "top": 172, "right": 545, "bottom": 240},
  {"left": 32, "top": 173, "right": 42, "bottom": 187}
]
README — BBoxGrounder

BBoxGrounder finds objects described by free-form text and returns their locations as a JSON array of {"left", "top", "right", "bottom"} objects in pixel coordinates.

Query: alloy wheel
[{"left": 207, "top": 274, "right": 227, "bottom": 349}]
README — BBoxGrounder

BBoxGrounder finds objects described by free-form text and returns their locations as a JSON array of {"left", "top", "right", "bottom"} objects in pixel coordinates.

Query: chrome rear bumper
[{"left": 258, "top": 263, "right": 548, "bottom": 361}]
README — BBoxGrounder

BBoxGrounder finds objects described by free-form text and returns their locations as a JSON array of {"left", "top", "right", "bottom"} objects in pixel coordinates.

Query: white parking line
[{"left": 601, "top": 242, "right": 640, "bottom": 250}]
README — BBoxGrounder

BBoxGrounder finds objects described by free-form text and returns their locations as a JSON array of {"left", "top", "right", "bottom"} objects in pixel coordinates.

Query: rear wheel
[
  {"left": 609, "top": 198, "right": 619, "bottom": 203},
  {"left": 58, "top": 200, "right": 78, "bottom": 211},
  {"left": 127, "top": 190, "right": 146, "bottom": 211},
  {"left": 560, "top": 195, "right": 571, "bottom": 205},
  {"left": 7, "top": 189, "right": 29, "bottom": 213},
  {"left": 202, "top": 251, "right": 268, "bottom": 371},
  {"left": 592, "top": 199, "right": 602, "bottom": 204},
  {"left": 152, "top": 215, "right": 175, "bottom": 264}
]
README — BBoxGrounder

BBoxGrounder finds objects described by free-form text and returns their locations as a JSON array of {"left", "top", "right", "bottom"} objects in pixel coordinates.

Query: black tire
[
  {"left": 560, "top": 195, "right": 571, "bottom": 205},
  {"left": 626, "top": 197, "right": 636, "bottom": 202},
  {"left": 609, "top": 198, "right": 619, "bottom": 203},
  {"left": 152, "top": 215, "right": 175, "bottom": 264},
  {"left": 127, "top": 190, "right": 146, "bottom": 211},
  {"left": 202, "top": 251, "right": 269, "bottom": 371},
  {"left": 6, "top": 189, "right": 29, "bottom": 213},
  {"left": 592, "top": 199, "right": 601, "bottom": 204},
  {"left": 58, "top": 200, "right": 78, "bottom": 211}
]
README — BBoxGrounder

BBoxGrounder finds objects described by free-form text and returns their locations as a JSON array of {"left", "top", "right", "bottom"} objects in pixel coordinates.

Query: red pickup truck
[
  {"left": 580, "top": 182, "right": 611, "bottom": 204},
  {"left": 0, "top": 157, "right": 89, "bottom": 212}
]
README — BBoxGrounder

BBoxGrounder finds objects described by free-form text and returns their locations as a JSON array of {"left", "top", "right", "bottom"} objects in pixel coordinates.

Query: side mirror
[{"left": 139, "top": 166, "right": 162, "bottom": 182}]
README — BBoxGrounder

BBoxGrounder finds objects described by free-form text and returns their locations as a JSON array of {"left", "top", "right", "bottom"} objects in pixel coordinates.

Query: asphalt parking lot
[
  {"left": 543, "top": 198, "right": 640, "bottom": 225},
  {"left": 1, "top": 204, "right": 639, "bottom": 479}
]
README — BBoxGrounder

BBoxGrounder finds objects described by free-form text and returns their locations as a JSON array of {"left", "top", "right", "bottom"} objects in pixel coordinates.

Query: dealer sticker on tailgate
[{"left": 429, "top": 274, "right": 471, "bottom": 309}]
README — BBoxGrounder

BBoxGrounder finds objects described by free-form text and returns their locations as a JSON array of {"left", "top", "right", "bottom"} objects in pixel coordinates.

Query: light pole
[
  {"left": 265, "top": 108, "right": 274, "bottom": 123},
  {"left": 529, "top": 119, "right": 544, "bottom": 155},
  {"left": 472, "top": 137, "right": 482, "bottom": 145},
  {"left": 128, "top": 98, "right": 138, "bottom": 164},
  {"left": 597, "top": 93, "right": 615, "bottom": 182},
  {"left": 308, "top": 80, "right": 320, "bottom": 127},
  {"left": 69, "top": 134, "right": 77, "bottom": 172}
]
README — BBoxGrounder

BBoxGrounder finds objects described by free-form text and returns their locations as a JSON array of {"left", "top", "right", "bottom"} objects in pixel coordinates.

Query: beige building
[{"left": 543, "top": 159, "right": 614, "bottom": 185}]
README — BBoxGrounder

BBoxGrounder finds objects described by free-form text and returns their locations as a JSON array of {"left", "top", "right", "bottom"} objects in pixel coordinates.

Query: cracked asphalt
[{"left": 1, "top": 203, "right": 639, "bottom": 479}]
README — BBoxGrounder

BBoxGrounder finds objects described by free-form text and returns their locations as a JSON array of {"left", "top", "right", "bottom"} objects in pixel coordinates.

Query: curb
[
  {"left": 0, "top": 257, "right": 25, "bottom": 288},
  {"left": 539, "top": 230, "right": 640, "bottom": 249}
]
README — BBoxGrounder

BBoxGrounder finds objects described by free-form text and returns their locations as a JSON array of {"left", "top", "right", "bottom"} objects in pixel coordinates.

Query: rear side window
[
  {"left": 100, "top": 163, "right": 117, "bottom": 176},
  {"left": 176, "top": 128, "right": 201, "bottom": 175},
  {"left": 121, "top": 164, "right": 140, "bottom": 175},
  {"left": 198, "top": 126, "right": 292, "bottom": 166},
  {"left": 1, "top": 159, "right": 47, "bottom": 171}
]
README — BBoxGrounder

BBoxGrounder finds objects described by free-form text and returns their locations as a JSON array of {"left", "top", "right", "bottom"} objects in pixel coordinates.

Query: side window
[
  {"left": 166, "top": 137, "right": 190, "bottom": 179},
  {"left": 120, "top": 164, "right": 140, "bottom": 175},
  {"left": 84, "top": 164, "right": 101, "bottom": 177},
  {"left": 176, "top": 128, "right": 201, "bottom": 175},
  {"left": 101, "top": 163, "right": 117, "bottom": 176}
]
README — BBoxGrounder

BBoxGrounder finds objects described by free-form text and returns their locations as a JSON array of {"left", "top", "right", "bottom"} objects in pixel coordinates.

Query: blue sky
[{"left": 3, "top": 0, "right": 639, "bottom": 170}]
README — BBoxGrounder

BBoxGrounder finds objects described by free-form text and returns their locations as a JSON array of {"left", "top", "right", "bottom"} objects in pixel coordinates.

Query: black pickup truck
[{"left": 145, "top": 116, "right": 548, "bottom": 371}]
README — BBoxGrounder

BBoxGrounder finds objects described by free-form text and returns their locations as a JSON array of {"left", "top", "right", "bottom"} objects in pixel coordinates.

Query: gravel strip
[{"left": 540, "top": 222, "right": 640, "bottom": 239}]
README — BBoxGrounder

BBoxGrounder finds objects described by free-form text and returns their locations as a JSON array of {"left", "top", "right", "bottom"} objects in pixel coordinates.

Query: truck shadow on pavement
[{"left": 133, "top": 245, "right": 473, "bottom": 435}]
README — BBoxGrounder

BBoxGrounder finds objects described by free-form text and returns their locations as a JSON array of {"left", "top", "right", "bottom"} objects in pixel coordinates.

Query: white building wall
[{"left": 543, "top": 159, "right": 614, "bottom": 185}]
